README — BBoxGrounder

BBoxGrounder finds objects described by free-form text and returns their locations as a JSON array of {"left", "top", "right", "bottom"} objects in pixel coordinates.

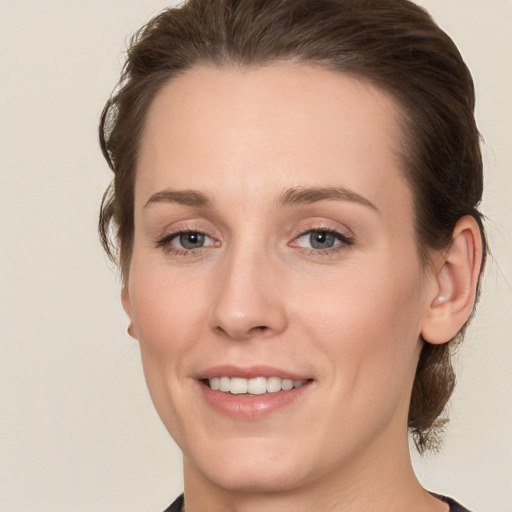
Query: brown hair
[{"left": 99, "top": 0, "right": 486, "bottom": 452}]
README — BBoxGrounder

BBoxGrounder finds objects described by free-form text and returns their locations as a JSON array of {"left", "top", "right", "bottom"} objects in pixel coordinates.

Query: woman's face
[{"left": 123, "top": 65, "right": 436, "bottom": 493}]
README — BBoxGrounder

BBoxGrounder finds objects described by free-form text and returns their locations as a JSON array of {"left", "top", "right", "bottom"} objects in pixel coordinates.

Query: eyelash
[
  {"left": 155, "top": 229, "right": 215, "bottom": 256},
  {"left": 154, "top": 227, "right": 353, "bottom": 257},
  {"left": 293, "top": 228, "right": 353, "bottom": 256}
]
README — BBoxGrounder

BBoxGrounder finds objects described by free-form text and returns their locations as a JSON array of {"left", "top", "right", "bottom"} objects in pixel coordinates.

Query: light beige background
[{"left": 0, "top": 1, "right": 510, "bottom": 511}]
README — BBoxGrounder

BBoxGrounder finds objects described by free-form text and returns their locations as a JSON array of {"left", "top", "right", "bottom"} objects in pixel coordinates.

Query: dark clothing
[
  {"left": 163, "top": 493, "right": 472, "bottom": 511},
  {"left": 437, "top": 495, "right": 473, "bottom": 512},
  {"left": 164, "top": 494, "right": 183, "bottom": 512}
]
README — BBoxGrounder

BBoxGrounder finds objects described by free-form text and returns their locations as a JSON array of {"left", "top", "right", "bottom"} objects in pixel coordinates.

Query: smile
[
  {"left": 208, "top": 376, "right": 307, "bottom": 395},
  {"left": 197, "top": 366, "right": 313, "bottom": 419}
]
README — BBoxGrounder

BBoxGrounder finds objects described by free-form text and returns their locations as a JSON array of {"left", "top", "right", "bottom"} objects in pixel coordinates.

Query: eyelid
[
  {"left": 291, "top": 218, "right": 354, "bottom": 240},
  {"left": 291, "top": 228, "right": 353, "bottom": 249},
  {"left": 156, "top": 230, "right": 215, "bottom": 248},
  {"left": 154, "top": 221, "right": 220, "bottom": 255},
  {"left": 288, "top": 219, "right": 355, "bottom": 255},
  {"left": 296, "top": 229, "right": 352, "bottom": 244}
]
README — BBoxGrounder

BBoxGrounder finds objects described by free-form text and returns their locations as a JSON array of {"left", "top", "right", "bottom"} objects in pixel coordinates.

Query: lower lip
[{"left": 198, "top": 381, "right": 312, "bottom": 420}]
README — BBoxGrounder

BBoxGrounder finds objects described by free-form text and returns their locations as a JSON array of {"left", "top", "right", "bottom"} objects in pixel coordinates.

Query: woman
[{"left": 99, "top": 0, "right": 486, "bottom": 510}]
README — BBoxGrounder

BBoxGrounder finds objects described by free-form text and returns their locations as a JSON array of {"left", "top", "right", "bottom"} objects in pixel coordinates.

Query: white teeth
[
  {"left": 230, "top": 377, "right": 248, "bottom": 394},
  {"left": 247, "top": 377, "right": 267, "bottom": 395},
  {"left": 219, "top": 376, "right": 231, "bottom": 392},
  {"left": 207, "top": 376, "right": 307, "bottom": 394},
  {"left": 266, "top": 377, "right": 282, "bottom": 393},
  {"left": 281, "top": 379, "right": 294, "bottom": 391}
]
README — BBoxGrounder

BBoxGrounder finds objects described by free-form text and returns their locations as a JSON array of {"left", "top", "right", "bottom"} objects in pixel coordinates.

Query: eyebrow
[
  {"left": 278, "top": 186, "right": 379, "bottom": 212},
  {"left": 144, "top": 189, "right": 213, "bottom": 209},
  {"left": 143, "top": 185, "right": 379, "bottom": 212}
]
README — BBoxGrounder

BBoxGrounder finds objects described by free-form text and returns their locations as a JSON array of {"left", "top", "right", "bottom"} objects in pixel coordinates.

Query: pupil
[
  {"left": 310, "top": 231, "right": 334, "bottom": 249},
  {"left": 180, "top": 232, "right": 204, "bottom": 249}
]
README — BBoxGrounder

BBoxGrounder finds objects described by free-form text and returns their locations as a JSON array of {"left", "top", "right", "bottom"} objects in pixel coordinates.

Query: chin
[
  {"left": 200, "top": 462, "right": 307, "bottom": 494},
  {"left": 184, "top": 436, "right": 315, "bottom": 494}
]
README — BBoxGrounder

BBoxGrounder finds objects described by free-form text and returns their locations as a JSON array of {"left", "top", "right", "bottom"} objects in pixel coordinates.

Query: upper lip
[{"left": 196, "top": 365, "right": 311, "bottom": 381}]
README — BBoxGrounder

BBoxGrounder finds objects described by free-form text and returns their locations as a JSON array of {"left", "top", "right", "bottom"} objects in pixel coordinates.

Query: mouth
[
  {"left": 204, "top": 376, "right": 309, "bottom": 395},
  {"left": 197, "top": 366, "right": 314, "bottom": 419}
]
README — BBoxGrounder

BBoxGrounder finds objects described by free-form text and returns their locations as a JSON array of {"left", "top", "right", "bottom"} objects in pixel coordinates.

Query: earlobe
[
  {"left": 421, "top": 216, "right": 483, "bottom": 345},
  {"left": 121, "top": 287, "right": 137, "bottom": 339}
]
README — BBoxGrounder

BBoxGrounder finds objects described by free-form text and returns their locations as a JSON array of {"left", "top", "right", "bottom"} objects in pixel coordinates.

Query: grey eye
[
  {"left": 177, "top": 232, "right": 207, "bottom": 249},
  {"left": 295, "top": 229, "right": 352, "bottom": 252},
  {"left": 308, "top": 231, "right": 337, "bottom": 249}
]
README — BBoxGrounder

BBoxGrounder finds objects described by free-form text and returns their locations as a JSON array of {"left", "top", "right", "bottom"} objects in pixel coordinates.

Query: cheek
[
  {"left": 126, "top": 259, "right": 213, "bottom": 439},
  {"left": 294, "top": 255, "right": 425, "bottom": 389},
  {"left": 129, "top": 262, "right": 211, "bottom": 357}
]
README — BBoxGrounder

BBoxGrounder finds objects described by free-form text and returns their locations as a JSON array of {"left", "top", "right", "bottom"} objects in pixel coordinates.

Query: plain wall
[{"left": 0, "top": 1, "right": 510, "bottom": 511}]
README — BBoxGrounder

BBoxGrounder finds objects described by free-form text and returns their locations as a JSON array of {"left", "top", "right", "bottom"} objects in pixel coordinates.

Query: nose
[{"left": 209, "top": 246, "right": 288, "bottom": 341}]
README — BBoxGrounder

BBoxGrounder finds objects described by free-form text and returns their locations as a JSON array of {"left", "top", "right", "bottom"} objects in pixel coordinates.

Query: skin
[{"left": 122, "top": 65, "right": 481, "bottom": 511}]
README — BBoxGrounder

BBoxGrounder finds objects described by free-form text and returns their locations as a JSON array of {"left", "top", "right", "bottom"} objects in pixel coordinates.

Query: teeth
[
  {"left": 247, "top": 377, "right": 267, "bottom": 395},
  {"left": 281, "top": 379, "right": 294, "bottom": 391},
  {"left": 266, "top": 376, "right": 282, "bottom": 393},
  {"left": 219, "top": 376, "right": 231, "bottom": 392},
  {"left": 207, "top": 376, "right": 306, "bottom": 394},
  {"left": 230, "top": 377, "right": 248, "bottom": 395}
]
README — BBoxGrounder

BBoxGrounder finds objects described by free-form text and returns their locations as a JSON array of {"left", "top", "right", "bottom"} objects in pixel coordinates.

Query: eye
[
  {"left": 156, "top": 230, "right": 216, "bottom": 253},
  {"left": 174, "top": 232, "right": 211, "bottom": 249},
  {"left": 295, "top": 229, "right": 352, "bottom": 251}
]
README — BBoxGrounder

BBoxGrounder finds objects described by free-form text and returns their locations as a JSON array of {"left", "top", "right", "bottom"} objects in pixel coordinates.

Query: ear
[
  {"left": 121, "top": 286, "right": 137, "bottom": 339},
  {"left": 421, "top": 216, "right": 483, "bottom": 345}
]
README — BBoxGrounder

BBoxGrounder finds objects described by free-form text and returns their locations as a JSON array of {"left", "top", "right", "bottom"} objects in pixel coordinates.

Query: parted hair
[{"left": 99, "top": 0, "right": 486, "bottom": 452}]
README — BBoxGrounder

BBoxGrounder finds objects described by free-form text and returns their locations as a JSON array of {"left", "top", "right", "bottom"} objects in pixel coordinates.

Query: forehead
[{"left": 136, "top": 64, "right": 411, "bottom": 217}]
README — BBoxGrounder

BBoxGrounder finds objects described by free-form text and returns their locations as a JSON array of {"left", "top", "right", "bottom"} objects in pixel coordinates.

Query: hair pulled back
[{"left": 99, "top": 0, "right": 486, "bottom": 452}]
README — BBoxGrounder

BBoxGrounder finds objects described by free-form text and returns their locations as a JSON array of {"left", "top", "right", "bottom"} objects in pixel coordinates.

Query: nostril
[
  {"left": 214, "top": 325, "right": 228, "bottom": 336},
  {"left": 214, "top": 323, "right": 270, "bottom": 341}
]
